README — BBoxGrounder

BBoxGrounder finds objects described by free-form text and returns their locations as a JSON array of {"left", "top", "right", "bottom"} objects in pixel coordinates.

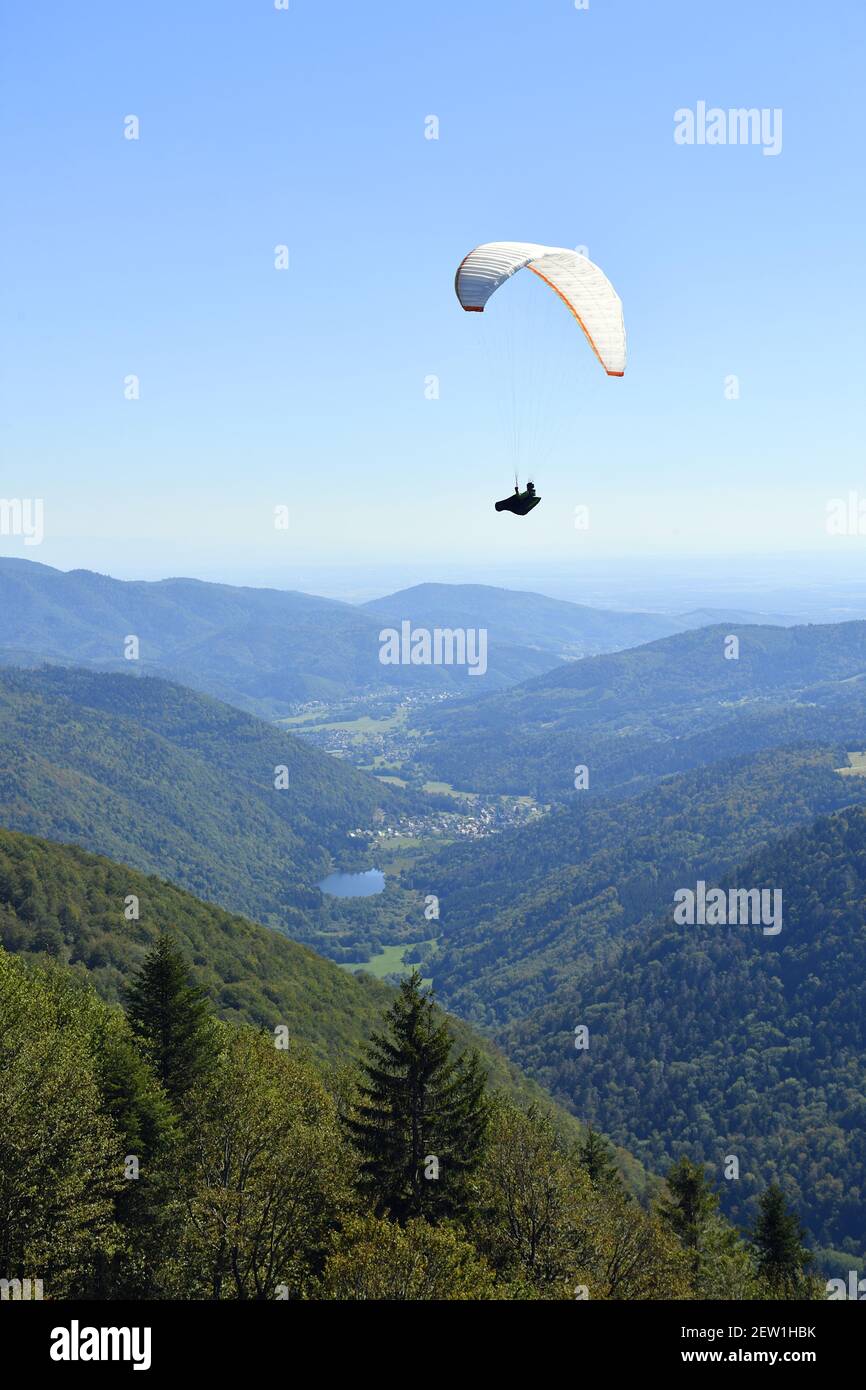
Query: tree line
[{"left": 0, "top": 943, "right": 819, "bottom": 1300}]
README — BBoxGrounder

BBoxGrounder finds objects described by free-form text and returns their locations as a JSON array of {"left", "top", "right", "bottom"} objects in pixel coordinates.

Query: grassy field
[
  {"left": 278, "top": 708, "right": 328, "bottom": 726},
  {"left": 341, "top": 938, "right": 436, "bottom": 984},
  {"left": 422, "top": 779, "right": 478, "bottom": 799},
  {"left": 838, "top": 751, "right": 866, "bottom": 776},
  {"left": 282, "top": 710, "right": 407, "bottom": 734},
  {"left": 377, "top": 838, "right": 432, "bottom": 875}
]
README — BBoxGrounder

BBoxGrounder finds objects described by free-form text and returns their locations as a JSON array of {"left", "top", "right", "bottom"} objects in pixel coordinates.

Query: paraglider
[
  {"left": 495, "top": 479, "right": 540, "bottom": 516},
  {"left": 454, "top": 241, "right": 626, "bottom": 515}
]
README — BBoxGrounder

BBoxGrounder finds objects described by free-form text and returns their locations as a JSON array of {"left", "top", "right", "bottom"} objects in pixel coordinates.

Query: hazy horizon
[{"left": 5, "top": 546, "right": 866, "bottom": 623}]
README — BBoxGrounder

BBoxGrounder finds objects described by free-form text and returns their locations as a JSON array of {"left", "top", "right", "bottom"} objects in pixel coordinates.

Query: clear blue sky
[{"left": 1, "top": 0, "right": 864, "bottom": 586}]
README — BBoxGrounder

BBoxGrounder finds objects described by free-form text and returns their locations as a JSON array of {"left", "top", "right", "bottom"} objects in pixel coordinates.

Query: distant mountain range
[
  {"left": 0, "top": 558, "right": 709, "bottom": 711},
  {"left": 0, "top": 557, "right": 423, "bottom": 713},
  {"left": 361, "top": 582, "right": 679, "bottom": 669},
  {"left": 673, "top": 607, "right": 800, "bottom": 629}
]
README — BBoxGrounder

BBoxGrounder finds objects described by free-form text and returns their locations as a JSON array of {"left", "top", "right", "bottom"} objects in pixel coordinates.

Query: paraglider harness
[{"left": 495, "top": 478, "right": 540, "bottom": 516}]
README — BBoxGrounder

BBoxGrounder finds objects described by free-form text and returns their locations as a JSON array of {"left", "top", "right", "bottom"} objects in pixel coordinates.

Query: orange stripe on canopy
[{"left": 526, "top": 264, "right": 620, "bottom": 376}]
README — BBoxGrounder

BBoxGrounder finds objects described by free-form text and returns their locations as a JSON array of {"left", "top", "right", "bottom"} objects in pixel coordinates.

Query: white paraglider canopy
[{"left": 455, "top": 240, "right": 627, "bottom": 377}]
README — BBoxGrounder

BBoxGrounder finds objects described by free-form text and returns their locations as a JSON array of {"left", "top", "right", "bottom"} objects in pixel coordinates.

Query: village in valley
[
  {"left": 350, "top": 795, "right": 543, "bottom": 845},
  {"left": 281, "top": 693, "right": 545, "bottom": 843}
]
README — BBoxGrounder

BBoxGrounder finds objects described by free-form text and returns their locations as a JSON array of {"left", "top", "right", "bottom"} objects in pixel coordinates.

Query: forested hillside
[
  {"left": 0, "top": 667, "right": 405, "bottom": 953},
  {"left": 412, "top": 746, "right": 866, "bottom": 1025},
  {"left": 410, "top": 620, "right": 866, "bottom": 798},
  {"left": 0, "top": 825, "right": 605, "bottom": 1141},
  {"left": 1, "top": 929, "right": 813, "bottom": 1300},
  {"left": 0, "top": 826, "right": 388, "bottom": 1057},
  {"left": 0, "top": 560, "right": 679, "bottom": 708},
  {"left": 0, "top": 557, "right": 431, "bottom": 711},
  {"left": 498, "top": 806, "right": 866, "bottom": 1268}
]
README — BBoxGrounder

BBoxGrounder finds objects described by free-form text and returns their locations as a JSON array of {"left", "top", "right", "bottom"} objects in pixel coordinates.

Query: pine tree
[
  {"left": 92, "top": 1012, "right": 180, "bottom": 1298},
  {"left": 578, "top": 1126, "right": 620, "bottom": 1188},
  {"left": 752, "top": 1183, "right": 812, "bottom": 1294},
  {"left": 125, "top": 934, "right": 214, "bottom": 1103},
  {"left": 657, "top": 1156, "right": 719, "bottom": 1278},
  {"left": 344, "top": 971, "right": 490, "bottom": 1224}
]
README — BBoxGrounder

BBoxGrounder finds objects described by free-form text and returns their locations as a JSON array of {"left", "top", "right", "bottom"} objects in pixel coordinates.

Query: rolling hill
[
  {"left": 411, "top": 745, "right": 866, "bottom": 1026},
  {"left": 0, "top": 825, "right": 655, "bottom": 1195},
  {"left": 0, "top": 557, "right": 426, "bottom": 712},
  {"left": 0, "top": 826, "right": 388, "bottom": 1060},
  {"left": 409, "top": 619, "right": 866, "bottom": 799},
  {"left": 0, "top": 666, "right": 406, "bottom": 956},
  {"left": 0, "top": 559, "right": 682, "bottom": 710},
  {"left": 361, "top": 582, "right": 678, "bottom": 676}
]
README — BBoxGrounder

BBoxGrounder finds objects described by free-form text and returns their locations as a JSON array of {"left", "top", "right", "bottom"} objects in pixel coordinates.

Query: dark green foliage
[
  {"left": 125, "top": 935, "right": 215, "bottom": 1101},
  {"left": 345, "top": 971, "right": 490, "bottom": 1223},
  {"left": 752, "top": 1184, "right": 812, "bottom": 1294},
  {"left": 0, "top": 665, "right": 403, "bottom": 956},
  {"left": 0, "top": 824, "right": 392, "bottom": 1060},
  {"left": 0, "top": 936, "right": 801, "bottom": 1302},
  {"left": 0, "top": 825, "right": 601, "bottom": 1146},
  {"left": 499, "top": 806, "right": 866, "bottom": 1262},
  {"left": 658, "top": 1158, "right": 720, "bottom": 1274},
  {"left": 95, "top": 1013, "right": 176, "bottom": 1161},
  {"left": 413, "top": 745, "right": 866, "bottom": 1027},
  {"left": 88, "top": 1010, "right": 179, "bottom": 1299},
  {"left": 578, "top": 1126, "right": 620, "bottom": 1189}
]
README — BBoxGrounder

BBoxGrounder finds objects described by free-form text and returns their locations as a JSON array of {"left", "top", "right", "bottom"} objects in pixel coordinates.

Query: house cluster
[{"left": 351, "top": 798, "right": 542, "bottom": 843}]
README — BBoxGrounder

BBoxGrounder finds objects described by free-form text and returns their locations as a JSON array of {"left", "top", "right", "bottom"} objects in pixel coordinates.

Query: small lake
[{"left": 318, "top": 868, "right": 386, "bottom": 898}]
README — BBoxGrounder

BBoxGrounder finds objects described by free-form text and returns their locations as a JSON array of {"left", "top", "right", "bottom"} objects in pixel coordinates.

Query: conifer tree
[
  {"left": 578, "top": 1125, "right": 620, "bottom": 1188},
  {"left": 344, "top": 971, "right": 490, "bottom": 1224},
  {"left": 657, "top": 1156, "right": 719, "bottom": 1277},
  {"left": 752, "top": 1183, "right": 812, "bottom": 1294},
  {"left": 92, "top": 1013, "right": 180, "bottom": 1298},
  {"left": 125, "top": 934, "right": 214, "bottom": 1103}
]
